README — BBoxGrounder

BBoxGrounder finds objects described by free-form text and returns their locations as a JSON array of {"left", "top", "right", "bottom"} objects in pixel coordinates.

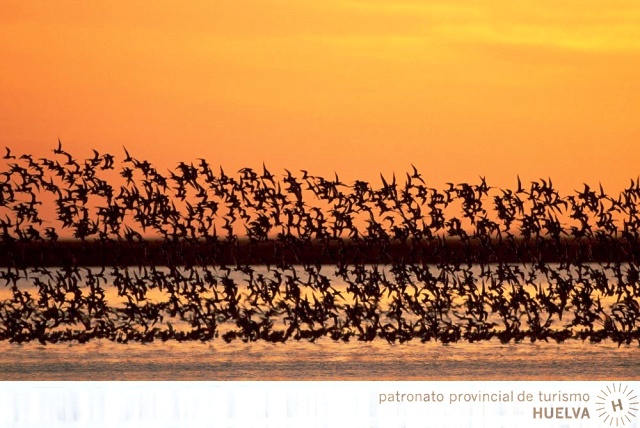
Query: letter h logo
[{"left": 611, "top": 399, "right": 623, "bottom": 412}]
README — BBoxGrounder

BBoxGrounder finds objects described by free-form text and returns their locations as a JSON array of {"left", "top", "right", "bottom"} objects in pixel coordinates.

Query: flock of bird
[{"left": 0, "top": 141, "right": 639, "bottom": 346}]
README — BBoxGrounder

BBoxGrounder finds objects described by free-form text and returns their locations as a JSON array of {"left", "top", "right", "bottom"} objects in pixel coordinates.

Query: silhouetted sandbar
[{"left": 1, "top": 237, "right": 638, "bottom": 267}]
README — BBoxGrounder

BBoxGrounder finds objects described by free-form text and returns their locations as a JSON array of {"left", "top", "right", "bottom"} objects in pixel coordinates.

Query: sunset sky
[{"left": 1, "top": 1, "right": 639, "bottom": 192}]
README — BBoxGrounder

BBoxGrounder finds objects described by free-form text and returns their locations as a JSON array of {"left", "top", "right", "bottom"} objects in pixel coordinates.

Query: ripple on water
[{"left": 0, "top": 338, "right": 638, "bottom": 380}]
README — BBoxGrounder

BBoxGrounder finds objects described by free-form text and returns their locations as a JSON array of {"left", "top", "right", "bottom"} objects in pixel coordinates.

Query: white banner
[{"left": 0, "top": 381, "right": 638, "bottom": 427}]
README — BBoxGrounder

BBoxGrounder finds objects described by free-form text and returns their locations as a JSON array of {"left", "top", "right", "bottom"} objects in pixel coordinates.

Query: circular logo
[{"left": 595, "top": 383, "right": 638, "bottom": 426}]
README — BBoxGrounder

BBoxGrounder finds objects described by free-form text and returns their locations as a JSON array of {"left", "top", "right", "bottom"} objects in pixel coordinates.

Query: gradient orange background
[{"left": 1, "top": 1, "right": 639, "bottom": 192}]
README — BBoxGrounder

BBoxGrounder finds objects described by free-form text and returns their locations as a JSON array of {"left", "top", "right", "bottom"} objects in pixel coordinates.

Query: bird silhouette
[{"left": 0, "top": 144, "right": 638, "bottom": 346}]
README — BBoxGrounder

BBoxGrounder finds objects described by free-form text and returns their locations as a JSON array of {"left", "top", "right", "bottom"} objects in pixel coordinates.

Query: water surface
[{"left": 1, "top": 339, "right": 638, "bottom": 381}]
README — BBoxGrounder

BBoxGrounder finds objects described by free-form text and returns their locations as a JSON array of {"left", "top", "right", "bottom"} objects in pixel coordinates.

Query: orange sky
[{"left": 1, "top": 1, "right": 639, "bottom": 192}]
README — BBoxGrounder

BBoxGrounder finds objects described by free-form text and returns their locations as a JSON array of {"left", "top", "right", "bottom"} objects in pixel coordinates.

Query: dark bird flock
[{"left": 1, "top": 141, "right": 640, "bottom": 346}]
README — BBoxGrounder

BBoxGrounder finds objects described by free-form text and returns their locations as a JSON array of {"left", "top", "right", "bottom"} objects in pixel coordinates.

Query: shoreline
[{"left": 1, "top": 236, "right": 638, "bottom": 267}]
